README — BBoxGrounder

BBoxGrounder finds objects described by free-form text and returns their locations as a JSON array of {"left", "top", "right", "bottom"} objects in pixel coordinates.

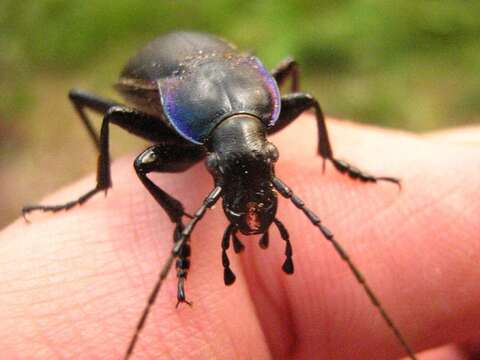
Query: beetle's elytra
[{"left": 23, "top": 31, "right": 416, "bottom": 359}]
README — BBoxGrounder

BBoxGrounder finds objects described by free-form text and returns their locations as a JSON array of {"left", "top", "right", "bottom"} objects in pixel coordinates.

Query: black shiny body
[
  {"left": 116, "top": 32, "right": 280, "bottom": 144},
  {"left": 23, "top": 32, "right": 415, "bottom": 360},
  {"left": 116, "top": 32, "right": 234, "bottom": 116}
]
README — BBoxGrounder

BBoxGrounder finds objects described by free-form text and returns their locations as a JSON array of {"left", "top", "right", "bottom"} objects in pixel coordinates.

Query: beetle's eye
[{"left": 265, "top": 143, "right": 279, "bottom": 162}]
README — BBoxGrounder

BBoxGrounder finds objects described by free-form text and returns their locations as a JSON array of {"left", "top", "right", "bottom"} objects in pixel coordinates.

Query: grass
[{"left": 1, "top": 1, "right": 479, "bottom": 227}]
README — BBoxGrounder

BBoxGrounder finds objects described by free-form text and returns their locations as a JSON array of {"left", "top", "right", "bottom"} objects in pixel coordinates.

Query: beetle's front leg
[
  {"left": 134, "top": 143, "right": 205, "bottom": 305},
  {"left": 268, "top": 93, "right": 400, "bottom": 186},
  {"left": 175, "top": 229, "right": 192, "bottom": 307}
]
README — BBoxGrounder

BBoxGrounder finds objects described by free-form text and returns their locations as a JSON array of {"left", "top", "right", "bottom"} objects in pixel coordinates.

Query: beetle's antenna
[
  {"left": 124, "top": 186, "right": 222, "bottom": 360},
  {"left": 271, "top": 177, "right": 417, "bottom": 360}
]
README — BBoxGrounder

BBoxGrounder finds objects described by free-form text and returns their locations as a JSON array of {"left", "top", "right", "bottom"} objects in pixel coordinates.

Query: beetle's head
[{"left": 207, "top": 114, "right": 279, "bottom": 234}]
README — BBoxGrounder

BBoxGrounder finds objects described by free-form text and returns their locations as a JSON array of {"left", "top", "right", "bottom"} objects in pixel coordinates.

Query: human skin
[{"left": 0, "top": 116, "right": 479, "bottom": 359}]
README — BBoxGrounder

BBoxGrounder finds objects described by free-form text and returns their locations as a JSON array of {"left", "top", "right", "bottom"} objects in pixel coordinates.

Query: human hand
[{"left": 0, "top": 116, "right": 479, "bottom": 359}]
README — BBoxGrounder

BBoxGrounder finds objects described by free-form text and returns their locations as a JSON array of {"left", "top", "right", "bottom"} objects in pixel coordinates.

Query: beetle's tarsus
[
  {"left": 330, "top": 158, "right": 401, "bottom": 188},
  {"left": 222, "top": 224, "right": 237, "bottom": 285},
  {"left": 21, "top": 208, "right": 31, "bottom": 223},
  {"left": 20, "top": 187, "right": 102, "bottom": 216},
  {"left": 175, "top": 298, "right": 193, "bottom": 308},
  {"left": 176, "top": 276, "right": 192, "bottom": 308},
  {"left": 282, "top": 258, "right": 294, "bottom": 274},
  {"left": 223, "top": 267, "right": 236, "bottom": 285},
  {"left": 377, "top": 177, "right": 402, "bottom": 190},
  {"left": 274, "top": 218, "right": 294, "bottom": 275}
]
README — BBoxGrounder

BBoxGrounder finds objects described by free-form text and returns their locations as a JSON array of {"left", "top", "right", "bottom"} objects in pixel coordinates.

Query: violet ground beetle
[{"left": 23, "top": 31, "right": 416, "bottom": 359}]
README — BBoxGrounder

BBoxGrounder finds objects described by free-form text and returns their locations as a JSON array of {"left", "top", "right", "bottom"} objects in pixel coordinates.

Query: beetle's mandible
[{"left": 23, "top": 31, "right": 416, "bottom": 359}]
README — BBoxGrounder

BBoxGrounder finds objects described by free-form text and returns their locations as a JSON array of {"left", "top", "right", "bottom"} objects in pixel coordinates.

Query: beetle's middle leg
[
  {"left": 268, "top": 93, "right": 400, "bottom": 186},
  {"left": 134, "top": 143, "right": 206, "bottom": 305}
]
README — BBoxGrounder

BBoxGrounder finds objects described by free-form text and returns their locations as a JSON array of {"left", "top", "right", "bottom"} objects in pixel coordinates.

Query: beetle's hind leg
[
  {"left": 268, "top": 93, "right": 400, "bottom": 187},
  {"left": 22, "top": 106, "right": 130, "bottom": 217},
  {"left": 271, "top": 57, "right": 299, "bottom": 92},
  {"left": 68, "top": 89, "right": 121, "bottom": 150},
  {"left": 23, "top": 90, "right": 186, "bottom": 218},
  {"left": 134, "top": 143, "right": 206, "bottom": 305},
  {"left": 22, "top": 101, "right": 178, "bottom": 217}
]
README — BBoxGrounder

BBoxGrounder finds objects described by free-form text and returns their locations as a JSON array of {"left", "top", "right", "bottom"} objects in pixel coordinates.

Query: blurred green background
[{"left": 1, "top": 1, "right": 479, "bottom": 228}]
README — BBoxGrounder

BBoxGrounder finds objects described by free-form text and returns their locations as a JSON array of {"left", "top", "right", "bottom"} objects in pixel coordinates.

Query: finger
[
  {"left": 409, "top": 344, "right": 470, "bottom": 360},
  {"left": 0, "top": 159, "right": 275, "bottom": 359},
  {"left": 424, "top": 125, "right": 480, "bottom": 145},
  {"left": 2, "top": 116, "right": 479, "bottom": 360},
  {"left": 239, "top": 117, "right": 480, "bottom": 359},
  {"left": 405, "top": 335, "right": 480, "bottom": 360}
]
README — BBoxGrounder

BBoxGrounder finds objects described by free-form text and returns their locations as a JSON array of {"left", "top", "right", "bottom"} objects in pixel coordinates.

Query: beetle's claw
[
  {"left": 377, "top": 177, "right": 402, "bottom": 191},
  {"left": 175, "top": 299, "right": 193, "bottom": 308},
  {"left": 21, "top": 208, "right": 31, "bottom": 223}
]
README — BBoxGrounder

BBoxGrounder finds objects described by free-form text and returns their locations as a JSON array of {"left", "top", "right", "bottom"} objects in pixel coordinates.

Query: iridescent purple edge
[
  {"left": 250, "top": 56, "right": 281, "bottom": 126},
  {"left": 159, "top": 77, "right": 205, "bottom": 144},
  {"left": 159, "top": 55, "right": 282, "bottom": 144}
]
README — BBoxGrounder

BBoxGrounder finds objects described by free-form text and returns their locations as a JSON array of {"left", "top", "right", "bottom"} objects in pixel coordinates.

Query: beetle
[{"left": 23, "top": 31, "right": 416, "bottom": 359}]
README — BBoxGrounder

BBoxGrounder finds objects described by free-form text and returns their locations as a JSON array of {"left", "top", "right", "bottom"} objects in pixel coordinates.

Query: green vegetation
[
  {"left": 0, "top": 1, "right": 479, "bottom": 227},
  {"left": 2, "top": 1, "right": 480, "bottom": 128}
]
